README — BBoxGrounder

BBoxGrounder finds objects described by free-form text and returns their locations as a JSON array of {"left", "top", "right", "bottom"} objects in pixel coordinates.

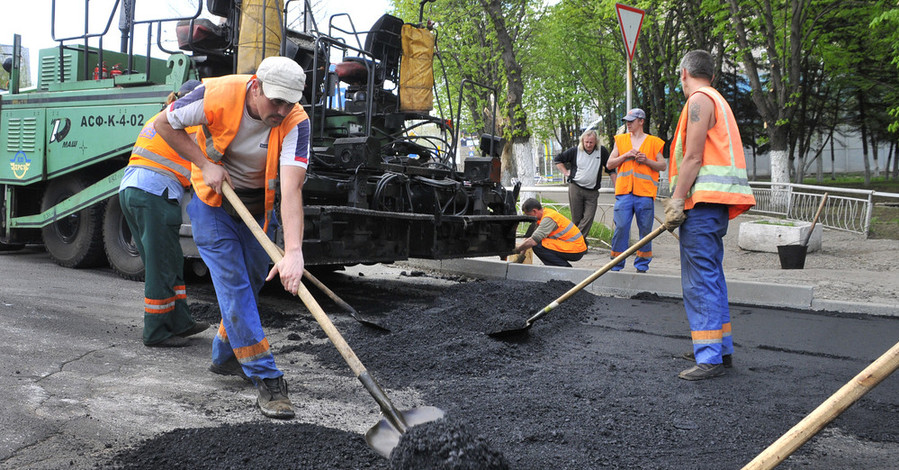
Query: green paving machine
[{"left": 1, "top": 0, "right": 525, "bottom": 280}]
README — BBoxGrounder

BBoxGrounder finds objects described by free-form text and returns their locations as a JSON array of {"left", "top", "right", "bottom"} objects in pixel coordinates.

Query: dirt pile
[
  {"left": 107, "top": 422, "right": 385, "bottom": 469},
  {"left": 389, "top": 418, "right": 510, "bottom": 469},
  {"left": 103, "top": 277, "right": 898, "bottom": 469}
]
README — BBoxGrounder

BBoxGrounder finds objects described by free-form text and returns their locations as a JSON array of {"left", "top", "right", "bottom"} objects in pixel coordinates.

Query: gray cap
[
  {"left": 255, "top": 57, "right": 306, "bottom": 103},
  {"left": 622, "top": 108, "right": 646, "bottom": 121}
]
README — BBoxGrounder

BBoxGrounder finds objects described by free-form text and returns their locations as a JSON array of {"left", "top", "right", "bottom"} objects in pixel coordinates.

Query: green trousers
[{"left": 120, "top": 188, "right": 196, "bottom": 345}]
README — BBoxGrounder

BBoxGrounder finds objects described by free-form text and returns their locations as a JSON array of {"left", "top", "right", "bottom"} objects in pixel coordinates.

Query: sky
[{"left": 1, "top": 0, "right": 391, "bottom": 85}]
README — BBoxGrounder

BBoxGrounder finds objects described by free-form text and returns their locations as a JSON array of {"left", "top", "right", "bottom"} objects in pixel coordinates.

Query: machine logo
[
  {"left": 10, "top": 151, "right": 31, "bottom": 179},
  {"left": 49, "top": 118, "right": 72, "bottom": 143}
]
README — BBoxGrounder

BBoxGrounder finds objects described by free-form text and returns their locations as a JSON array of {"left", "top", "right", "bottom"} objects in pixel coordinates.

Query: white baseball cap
[{"left": 255, "top": 56, "right": 306, "bottom": 104}]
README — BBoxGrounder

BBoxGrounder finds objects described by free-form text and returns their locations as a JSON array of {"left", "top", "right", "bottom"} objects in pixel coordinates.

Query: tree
[{"left": 722, "top": 0, "right": 845, "bottom": 186}]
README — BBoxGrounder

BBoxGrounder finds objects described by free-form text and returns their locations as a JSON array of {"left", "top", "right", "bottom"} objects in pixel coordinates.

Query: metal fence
[
  {"left": 747, "top": 182, "right": 897, "bottom": 236},
  {"left": 519, "top": 181, "right": 899, "bottom": 237}
]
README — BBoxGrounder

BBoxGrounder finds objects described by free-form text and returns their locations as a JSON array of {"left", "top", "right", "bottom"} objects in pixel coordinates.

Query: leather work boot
[
  {"left": 679, "top": 351, "right": 732, "bottom": 368},
  {"left": 176, "top": 321, "right": 210, "bottom": 338},
  {"left": 209, "top": 357, "right": 251, "bottom": 383},
  {"left": 145, "top": 336, "right": 190, "bottom": 347},
  {"left": 679, "top": 363, "right": 726, "bottom": 381},
  {"left": 256, "top": 377, "right": 295, "bottom": 419}
]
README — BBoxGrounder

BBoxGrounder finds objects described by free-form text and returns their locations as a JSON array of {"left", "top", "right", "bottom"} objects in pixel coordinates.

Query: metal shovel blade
[
  {"left": 365, "top": 406, "right": 446, "bottom": 458},
  {"left": 486, "top": 317, "right": 536, "bottom": 339}
]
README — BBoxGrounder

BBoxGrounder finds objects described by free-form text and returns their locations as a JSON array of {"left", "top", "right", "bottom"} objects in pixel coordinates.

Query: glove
[
  {"left": 509, "top": 252, "right": 526, "bottom": 264},
  {"left": 663, "top": 197, "right": 686, "bottom": 231}
]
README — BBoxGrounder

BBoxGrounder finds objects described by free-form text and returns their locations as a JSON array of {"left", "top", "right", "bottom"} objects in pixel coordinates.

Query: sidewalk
[{"left": 406, "top": 198, "right": 899, "bottom": 317}]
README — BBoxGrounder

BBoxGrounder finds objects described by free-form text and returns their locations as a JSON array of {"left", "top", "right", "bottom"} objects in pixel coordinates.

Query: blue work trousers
[
  {"left": 187, "top": 196, "right": 282, "bottom": 383},
  {"left": 611, "top": 193, "right": 655, "bottom": 271},
  {"left": 678, "top": 203, "right": 733, "bottom": 365}
]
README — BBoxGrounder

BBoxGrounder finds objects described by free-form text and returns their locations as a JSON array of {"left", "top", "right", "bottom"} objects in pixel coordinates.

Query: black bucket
[{"left": 777, "top": 244, "right": 807, "bottom": 269}]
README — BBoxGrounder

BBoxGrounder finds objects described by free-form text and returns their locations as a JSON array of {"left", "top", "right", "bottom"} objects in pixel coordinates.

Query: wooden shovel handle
[
  {"left": 221, "top": 182, "right": 410, "bottom": 431},
  {"left": 526, "top": 225, "right": 668, "bottom": 325},
  {"left": 802, "top": 193, "right": 828, "bottom": 247},
  {"left": 742, "top": 339, "right": 899, "bottom": 470},
  {"left": 220, "top": 183, "right": 367, "bottom": 377}
]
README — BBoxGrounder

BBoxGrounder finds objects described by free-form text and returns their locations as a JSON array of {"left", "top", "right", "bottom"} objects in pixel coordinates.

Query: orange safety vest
[
  {"left": 538, "top": 208, "right": 587, "bottom": 253},
  {"left": 669, "top": 86, "right": 756, "bottom": 219},
  {"left": 128, "top": 112, "right": 201, "bottom": 187},
  {"left": 189, "top": 75, "right": 309, "bottom": 231},
  {"left": 613, "top": 133, "right": 665, "bottom": 198}
]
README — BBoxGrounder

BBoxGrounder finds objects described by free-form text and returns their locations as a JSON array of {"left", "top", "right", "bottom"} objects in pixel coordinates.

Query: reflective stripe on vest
[
  {"left": 128, "top": 112, "right": 195, "bottom": 187},
  {"left": 613, "top": 133, "right": 664, "bottom": 198},
  {"left": 669, "top": 87, "right": 755, "bottom": 219},
  {"left": 189, "top": 75, "right": 309, "bottom": 231},
  {"left": 540, "top": 208, "right": 587, "bottom": 253}
]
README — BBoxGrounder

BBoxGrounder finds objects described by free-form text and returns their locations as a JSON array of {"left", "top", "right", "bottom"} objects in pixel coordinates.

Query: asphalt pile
[{"left": 105, "top": 277, "right": 898, "bottom": 469}]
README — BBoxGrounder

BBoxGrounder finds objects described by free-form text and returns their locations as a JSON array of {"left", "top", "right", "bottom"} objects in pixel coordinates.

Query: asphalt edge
[{"left": 399, "top": 258, "right": 897, "bottom": 318}]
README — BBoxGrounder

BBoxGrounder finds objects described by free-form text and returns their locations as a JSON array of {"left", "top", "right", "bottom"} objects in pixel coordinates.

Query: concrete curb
[{"left": 399, "top": 258, "right": 895, "bottom": 317}]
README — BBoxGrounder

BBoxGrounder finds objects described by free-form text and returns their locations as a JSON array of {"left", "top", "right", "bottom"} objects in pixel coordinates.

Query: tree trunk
[
  {"left": 513, "top": 137, "right": 535, "bottom": 201},
  {"left": 769, "top": 125, "right": 790, "bottom": 184},
  {"left": 892, "top": 142, "right": 899, "bottom": 180},
  {"left": 481, "top": 0, "right": 530, "bottom": 188},
  {"left": 500, "top": 141, "right": 516, "bottom": 186},
  {"left": 830, "top": 135, "right": 836, "bottom": 180},
  {"left": 859, "top": 90, "right": 871, "bottom": 185},
  {"left": 816, "top": 149, "right": 823, "bottom": 183},
  {"left": 871, "top": 135, "right": 880, "bottom": 178}
]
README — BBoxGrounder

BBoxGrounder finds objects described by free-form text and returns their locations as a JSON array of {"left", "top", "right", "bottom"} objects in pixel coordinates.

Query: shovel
[
  {"left": 272, "top": 243, "right": 390, "bottom": 332},
  {"left": 222, "top": 183, "right": 443, "bottom": 457},
  {"left": 488, "top": 224, "right": 669, "bottom": 340}
]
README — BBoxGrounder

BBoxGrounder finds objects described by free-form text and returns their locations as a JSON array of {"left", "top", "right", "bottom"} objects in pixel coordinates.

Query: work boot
[
  {"left": 176, "top": 321, "right": 210, "bottom": 338},
  {"left": 678, "top": 363, "right": 725, "bottom": 381},
  {"left": 256, "top": 377, "right": 295, "bottom": 419},
  {"left": 209, "top": 357, "right": 251, "bottom": 383},
  {"left": 679, "top": 351, "right": 732, "bottom": 368},
  {"left": 145, "top": 336, "right": 191, "bottom": 348}
]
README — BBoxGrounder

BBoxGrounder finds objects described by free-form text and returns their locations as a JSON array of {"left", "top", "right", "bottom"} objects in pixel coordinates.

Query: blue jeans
[
  {"left": 187, "top": 196, "right": 282, "bottom": 383},
  {"left": 611, "top": 193, "right": 655, "bottom": 271},
  {"left": 678, "top": 203, "right": 732, "bottom": 365}
]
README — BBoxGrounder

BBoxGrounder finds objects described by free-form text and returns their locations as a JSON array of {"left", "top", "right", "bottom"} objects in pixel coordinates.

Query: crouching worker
[
  {"left": 511, "top": 198, "right": 587, "bottom": 267},
  {"left": 153, "top": 57, "right": 311, "bottom": 419}
]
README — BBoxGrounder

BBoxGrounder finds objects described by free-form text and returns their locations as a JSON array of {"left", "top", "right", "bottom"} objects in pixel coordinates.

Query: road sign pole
[{"left": 626, "top": 59, "right": 632, "bottom": 112}]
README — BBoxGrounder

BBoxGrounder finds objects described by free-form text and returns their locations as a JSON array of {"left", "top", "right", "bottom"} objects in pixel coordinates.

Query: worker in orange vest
[
  {"left": 665, "top": 50, "right": 756, "bottom": 381},
  {"left": 606, "top": 108, "right": 666, "bottom": 273},
  {"left": 511, "top": 198, "right": 587, "bottom": 267},
  {"left": 119, "top": 79, "right": 208, "bottom": 348},
  {"left": 155, "top": 57, "right": 310, "bottom": 419}
]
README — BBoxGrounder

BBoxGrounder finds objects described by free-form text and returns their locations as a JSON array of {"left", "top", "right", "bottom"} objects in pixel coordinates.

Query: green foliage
[{"left": 389, "top": 0, "right": 899, "bottom": 183}]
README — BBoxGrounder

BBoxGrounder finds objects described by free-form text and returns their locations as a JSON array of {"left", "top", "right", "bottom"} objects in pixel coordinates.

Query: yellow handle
[
  {"left": 221, "top": 183, "right": 368, "bottom": 377},
  {"left": 742, "top": 340, "right": 899, "bottom": 469}
]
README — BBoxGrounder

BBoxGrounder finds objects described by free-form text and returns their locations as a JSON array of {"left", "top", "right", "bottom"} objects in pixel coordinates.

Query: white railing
[{"left": 747, "top": 182, "right": 884, "bottom": 236}]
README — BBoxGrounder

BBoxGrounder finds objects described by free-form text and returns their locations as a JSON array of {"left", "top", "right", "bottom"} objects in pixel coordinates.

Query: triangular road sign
[{"left": 616, "top": 3, "right": 645, "bottom": 61}]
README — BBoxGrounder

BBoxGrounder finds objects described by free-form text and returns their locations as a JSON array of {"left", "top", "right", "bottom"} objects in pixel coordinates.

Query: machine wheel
[
  {"left": 40, "top": 175, "right": 107, "bottom": 268},
  {"left": 103, "top": 194, "right": 145, "bottom": 281}
]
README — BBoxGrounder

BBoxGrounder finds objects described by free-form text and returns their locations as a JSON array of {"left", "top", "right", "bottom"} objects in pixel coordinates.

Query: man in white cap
[
  {"left": 606, "top": 108, "right": 666, "bottom": 273},
  {"left": 154, "top": 56, "right": 310, "bottom": 419}
]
